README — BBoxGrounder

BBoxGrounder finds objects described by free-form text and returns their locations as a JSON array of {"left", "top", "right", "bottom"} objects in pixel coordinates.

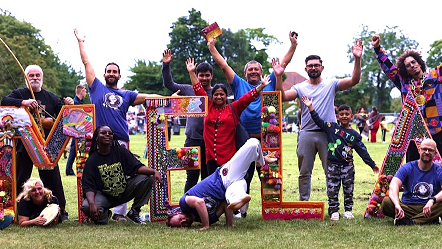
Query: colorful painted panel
[{"left": 145, "top": 96, "right": 207, "bottom": 222}]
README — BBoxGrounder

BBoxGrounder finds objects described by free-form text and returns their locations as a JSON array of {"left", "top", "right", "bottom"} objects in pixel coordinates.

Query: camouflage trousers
[{"left": 327, "top": 162, "right": 355, "bottom": 215}]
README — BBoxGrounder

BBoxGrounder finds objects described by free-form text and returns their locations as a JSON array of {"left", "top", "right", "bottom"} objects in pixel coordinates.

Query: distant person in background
[
  {"left": 368, "top": 107, "right": 380, "bottom": 143},
  {"left": 354, "top": 107, "right": 367, "bottom": 135},
  {"left": 65, "top": 84, "right": 87, "bottom": 176},
  {"left": 380, "top": 116, "right": 390, "bottom": 143}
]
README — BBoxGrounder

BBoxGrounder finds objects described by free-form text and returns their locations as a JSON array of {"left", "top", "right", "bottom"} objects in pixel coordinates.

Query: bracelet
[{"left": 432, "top": 196, "right": 437, "bottom": 203}]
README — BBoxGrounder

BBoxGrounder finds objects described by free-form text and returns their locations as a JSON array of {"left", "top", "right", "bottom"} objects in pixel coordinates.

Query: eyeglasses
[
  {"left": 405, "top": 60, "right": 418, "bottom": 69},
  {"left": 420, "top": 147, "right": 436, "bottom": 153},
  {"left": 306, "top": 64, "right": 322, "bottom": 69}
]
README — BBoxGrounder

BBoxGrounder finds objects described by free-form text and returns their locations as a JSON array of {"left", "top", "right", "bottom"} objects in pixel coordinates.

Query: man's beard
[
  {"left": 30, "top": 79, "right": 42, "bottom": 91},
  {"left": 308, "top": 71, "right": 321, "bottom": 79},
  {"left": 105, "top": 77, "right": 119, "bottom": 87}
]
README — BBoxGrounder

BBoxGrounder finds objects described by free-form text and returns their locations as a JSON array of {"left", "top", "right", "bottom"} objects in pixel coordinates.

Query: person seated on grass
[
  {"left": 17, "top": 177, "right": 61, "bottom": 227},
  {"left": 166, "top": 138, "right": 276, "bottom": 230},
  {"left": 381, "top": 138, "right": 442, "bottom": 225},
  {"left": 81, "top": 125, "right": 162, "bottom": 224},
  {"left": 301, "top": 96, "right": 379, "bottom": 221}
]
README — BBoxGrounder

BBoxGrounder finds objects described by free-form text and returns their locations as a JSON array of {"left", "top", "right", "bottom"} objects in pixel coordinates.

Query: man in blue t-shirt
[
  {"left": 74, "top": 29, "right": 161, "bottom": 221},
  {"left": 381, "top": 138, "right": 442, "bottom": 225}
]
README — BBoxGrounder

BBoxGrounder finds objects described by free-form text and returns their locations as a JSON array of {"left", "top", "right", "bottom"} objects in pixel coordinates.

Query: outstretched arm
[
  {"left": 207, "top": 38, "right": 235, "bottom": 83},
  {"left": 133, "top": 93, "right": 163, "bottom": 106},
  {"left": 185, "top": 196, "right": 210, "bottom": 230},
  {"left": 280, "top": 31, "right": 298, "bottom": 67},
  {"left": 74, "top": 29, "right": 95, "bottom": 87},
  {"left": 338, "top": 39, "right": 363, "bottom": 91}
]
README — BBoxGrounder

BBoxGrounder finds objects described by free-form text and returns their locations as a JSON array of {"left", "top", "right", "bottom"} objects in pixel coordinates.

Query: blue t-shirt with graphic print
[
  {"left": 395, "top": 160, "right": 442, "bottom": 204},
  {"left": 89, "top": 77, "right": 138, "bottom": 141}
]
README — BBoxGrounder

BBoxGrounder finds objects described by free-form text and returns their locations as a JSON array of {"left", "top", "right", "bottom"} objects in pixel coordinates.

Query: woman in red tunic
[{"left": 186, "top": 58, "right": 271, "bottom": 174}]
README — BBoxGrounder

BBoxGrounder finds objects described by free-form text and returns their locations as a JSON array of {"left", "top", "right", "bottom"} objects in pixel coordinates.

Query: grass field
[{"left": 2, "top": 125, "right": 441, "bottom": 248}]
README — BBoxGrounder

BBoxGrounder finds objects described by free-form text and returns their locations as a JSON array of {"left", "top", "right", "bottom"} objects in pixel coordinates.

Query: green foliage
[
  {"left": 346, "top": 25, "right": 418, "bottom": 112},
  {"left": 124, "top": 59, "right": 170, "bottom": 95},
  {"left": 427, "top": 39, "right": 442, "bottom": 69},
  {"left": 158, "top": 8, "right": 278, "bottom": 89},
  {"left": 0, "top": 9, "right": 82, "bottom": 99}
]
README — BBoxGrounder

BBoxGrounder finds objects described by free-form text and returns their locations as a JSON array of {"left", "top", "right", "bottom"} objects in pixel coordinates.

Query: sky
[{"left": 1, "top": 0, "right": 440, "bottom": 96}]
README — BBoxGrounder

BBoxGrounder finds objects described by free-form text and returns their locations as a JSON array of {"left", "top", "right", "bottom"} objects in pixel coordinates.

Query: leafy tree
[
  {"left": 124, "top": 60, "right": 169, "bottom": 95},
  {"left": 155, "top": 8, "right": 279, "bottom": 91},
  {"left": 0, "top": 9, "right": 82, "bottom": 99},
  {"left": 345, "top": 25, "right": 418, "bottom": 112},
  {"left": 426, "top": 39, "right": 442, "bottom": 69}
]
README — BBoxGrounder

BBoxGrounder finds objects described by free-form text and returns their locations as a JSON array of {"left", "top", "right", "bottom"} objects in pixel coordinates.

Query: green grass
[{"left": 2, "top": 124, "right": 442, "bottom": 248}]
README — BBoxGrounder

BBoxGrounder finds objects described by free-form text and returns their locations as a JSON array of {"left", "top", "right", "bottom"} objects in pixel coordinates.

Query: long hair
[
  {"left": 396, "top": 50, "right": 426, "bottom": 80},
  {"left": 89, "top": 125, "right": 119, "bottom": 156},
  {"left": 16, "top": 177, "right": 52, "bottom": 202}
]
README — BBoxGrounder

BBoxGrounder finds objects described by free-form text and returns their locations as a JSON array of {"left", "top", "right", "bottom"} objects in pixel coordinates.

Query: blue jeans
[{"left": 65, "top": 138, "right": 76, "bottom": 175}]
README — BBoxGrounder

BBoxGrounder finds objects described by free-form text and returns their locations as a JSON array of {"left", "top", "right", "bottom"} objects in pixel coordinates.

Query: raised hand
[
  {"left": 271, "top": 58, "right": 285, "bottom": 76},
  {"left": 185, "top": 58, "right": 197, "bottom": 73},
  {"left": 289, "top": 31, "right": 298, "bottom": 48},
  {"left": 301, "top": 95, "right": 313, "bottom": 108},
  {"left": 351, "top": 39, "right": 364, "bottom": 58},
  {"left": 73, "top": 28, "right": 85, "bottom": 43},
  {"left": 207, "top": 37, "right": 216, "bottom": 50},
  {"left": 371, "top": 34, "right": 380, "bottom": 48},
  {"left": 260, "top": 74, "right": 271, "bottom": 87},
  {"left": 162, "top": 49, "right": 173, "bottom": 64}
]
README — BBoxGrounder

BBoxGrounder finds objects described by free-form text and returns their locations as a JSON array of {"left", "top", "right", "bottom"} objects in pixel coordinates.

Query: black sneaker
[
  {"left": 432, "top": 217, "right": 441, "bottom": 225},
  {"left": 126, "top": 208, "right": 145, "bottom": 224},
  {"left": 241, "top": 212, "right": 247, "bottom": 218},
  {"left": 394, "top": 218, "right": 415, "bottom": 226}
]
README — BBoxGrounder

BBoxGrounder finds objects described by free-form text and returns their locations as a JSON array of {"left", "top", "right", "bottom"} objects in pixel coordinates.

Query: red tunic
[{"left": 193, "top": 82, "right": 258, "bottom": 165}]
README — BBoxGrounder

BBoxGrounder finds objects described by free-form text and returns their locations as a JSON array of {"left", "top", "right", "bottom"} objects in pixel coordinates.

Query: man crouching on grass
[
  {"left": 166, "top": 138, "right": 276, "bottom": 230},
  {"left": 381, "top": 138, "right": 442, "bottom": 225}
]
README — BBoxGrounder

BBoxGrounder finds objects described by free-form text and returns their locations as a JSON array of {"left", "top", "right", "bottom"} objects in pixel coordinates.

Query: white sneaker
[
  {"left": 343, "top": 211, "right": 354, "bottom": 219},
  {"left": 330, "top": 212, "right": 339, "bottom": 221},
  {"left": 234, "top": 212, "right": 242, "bottom": 219}
]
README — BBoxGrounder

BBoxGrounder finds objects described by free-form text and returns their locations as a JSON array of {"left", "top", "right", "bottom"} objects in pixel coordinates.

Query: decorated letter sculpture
[
  {"left": 364, "top": 91, "right": 441, "bottom": 218},
  {"left": 0, "top": 105, "right": 94, "bottom": 222},
  {"left": 260, "top": 92, "right": 324, "bottom": 220},
  {"left": 145, "top": 96, "right": 207, "bottom": 222}
]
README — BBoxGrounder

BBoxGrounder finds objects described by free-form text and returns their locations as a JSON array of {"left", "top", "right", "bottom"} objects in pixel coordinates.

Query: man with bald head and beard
[
  {"left": 74, "top": 29, "right": 160, "bottom": 222},
  {"left": 381, "top": 138, "right": 442, "bottom": 225}
]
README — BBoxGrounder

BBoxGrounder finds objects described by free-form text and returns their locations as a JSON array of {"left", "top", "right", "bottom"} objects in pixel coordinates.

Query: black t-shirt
[
  {"left": 82, "top": 145, "right": 144, "bottom": 198},
  {"left": 17, "top": 195, "right": 59, "bottom": 220}
]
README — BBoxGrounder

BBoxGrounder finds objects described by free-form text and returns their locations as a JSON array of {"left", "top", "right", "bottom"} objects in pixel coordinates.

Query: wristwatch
[{"left": 432, "top": 196, "right": 437, "bottom": 203}]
